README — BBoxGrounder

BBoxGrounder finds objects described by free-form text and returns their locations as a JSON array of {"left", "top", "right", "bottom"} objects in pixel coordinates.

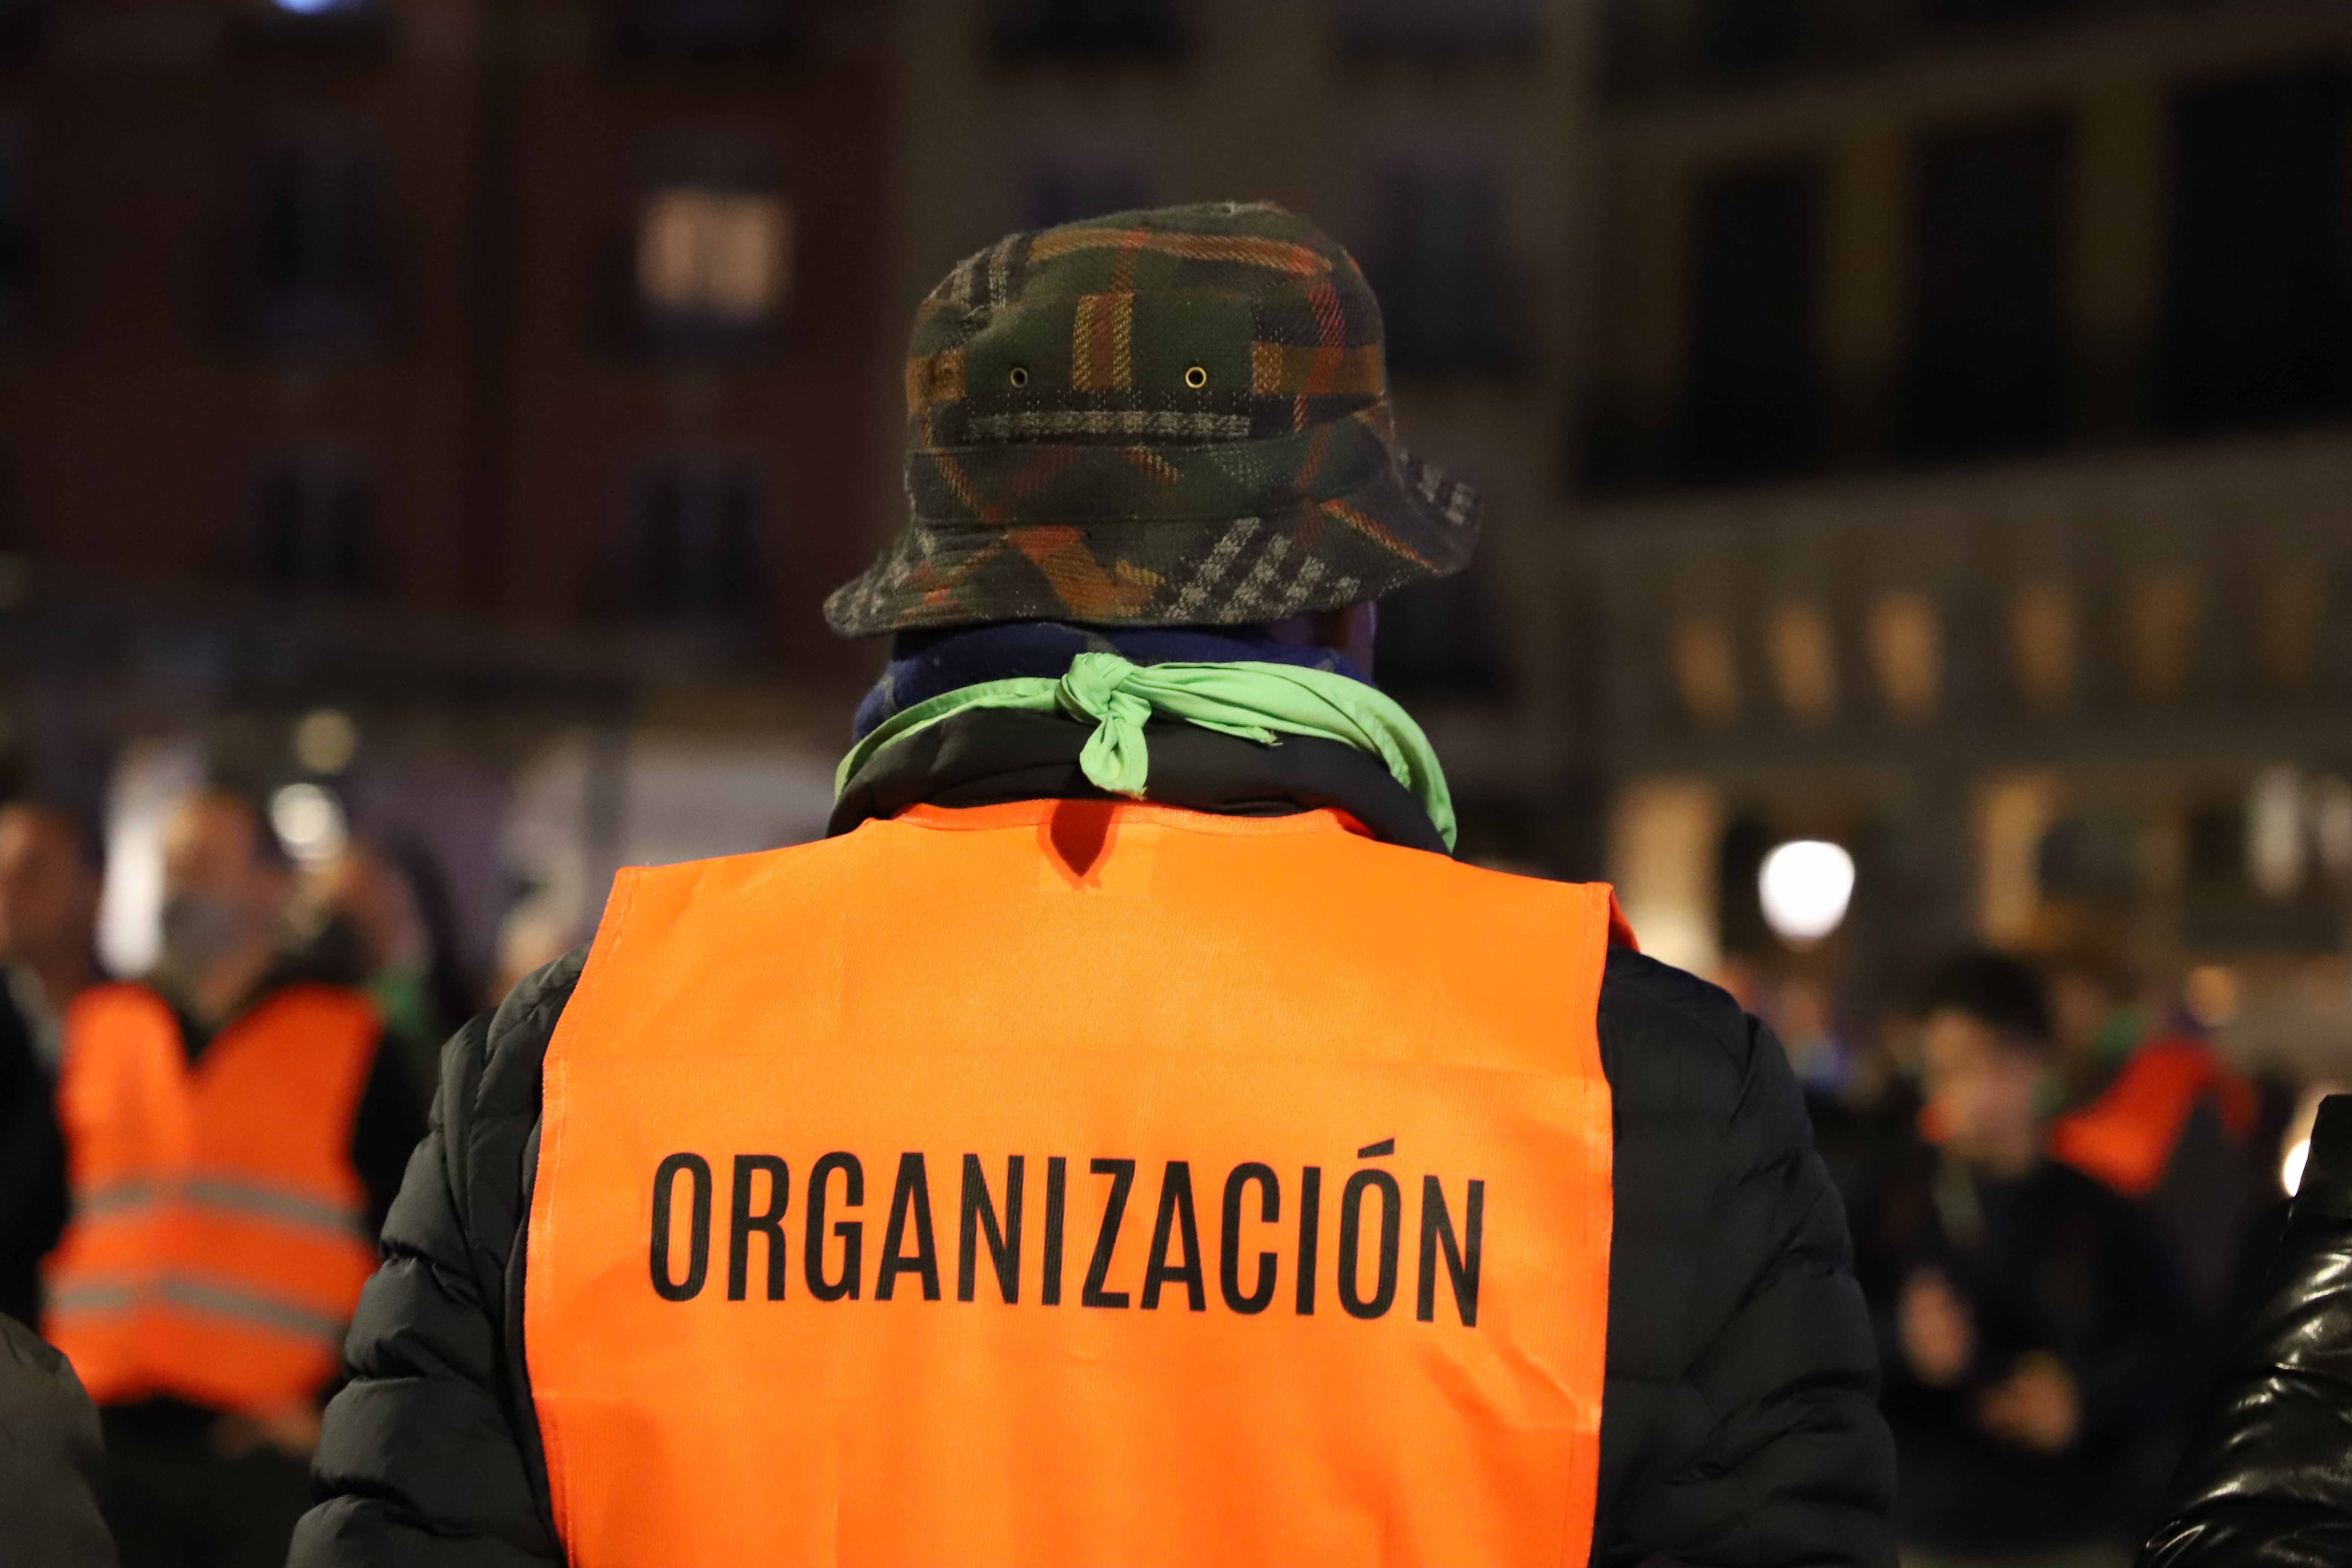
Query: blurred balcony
[
  {"left": 988, "top": 0, "right": 1190, "bottom": 64},
  {"left": 1598, "top": 0, "right": 2346, "bottom": 104},
  {"left": 1334, "top": 0, "right": 1540, "bottom": 64},
  {"left": 1574, "top": 426, "right": 2352, "bottom": 778}
]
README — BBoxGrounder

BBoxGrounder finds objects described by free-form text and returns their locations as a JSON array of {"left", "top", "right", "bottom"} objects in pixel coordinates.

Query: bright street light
[{"left": 1758, "top": 839, "right": 1856, "bottom": 947}]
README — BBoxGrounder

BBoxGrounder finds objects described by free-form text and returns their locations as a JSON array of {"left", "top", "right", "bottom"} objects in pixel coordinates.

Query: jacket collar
[{"left": 828, "top": 707, "right": 1452, "bottom": 857}]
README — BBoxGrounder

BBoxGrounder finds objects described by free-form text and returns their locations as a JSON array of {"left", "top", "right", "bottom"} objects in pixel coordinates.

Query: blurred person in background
[
  {"left": 487, "top": 896, "right": 574, "bottom": 1009},
  {"left": 2043, "top": 943, "right": 2262, "bottom": 1325},
  {"left": 294, "top": 204, "right": 1893, "bottom": 1568},
  {"left": 0, "top": 800, "right": 101, "bottom": 1327},
  {"left": 1866, "top": 949, "right": 2188, "bottom": 1568},
  {"left": 41, "top": 788, "right": 424, "bottom": 1568},
  {"left": 1777, "top": 972, "right": 1923, "bottom": 1248},
  {"left": 0, "top": 800, "right": 105, "bottom": 1067},
  {"left": 2140, "top": 1092, "right": 2352, "bottom": 1566},
  {"left": 300, "top": 836, "right": 481, "bottom": 1095}
]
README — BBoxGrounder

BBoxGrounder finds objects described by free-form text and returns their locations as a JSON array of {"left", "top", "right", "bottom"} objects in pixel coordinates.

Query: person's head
[
  {"left": 2043, "top": 940, "right": 2141, "bottom": 1064},
  {"left": 310, "top": 841, "right": 429, "bottom": 978},
  {"left": 1916, "top": 949, "right": 2056, "bottom": 1174},
  {"left": 0, "top": 802, "right": 102, "bottom": 969},
  {"left": 158, "top": 790, "right": 292, "bottom": 986},
  {"left": 824, "top": 203, "right": 1480, "bottom": 664}
]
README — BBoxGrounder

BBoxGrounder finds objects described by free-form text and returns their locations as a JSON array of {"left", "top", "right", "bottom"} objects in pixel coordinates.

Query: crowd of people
[
  {"left": 0, "top": 785, "right": 2295, "bottom": 1568},
  {"left": 1790, "top": 943, "right": 2283, "bottom": 1566}
]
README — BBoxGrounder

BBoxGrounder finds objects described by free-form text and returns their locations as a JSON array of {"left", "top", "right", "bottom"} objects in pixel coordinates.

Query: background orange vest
[
  {"left": 2050, "top": 1036, "right": 2257, "bottom": 1198},
  {"left": 527, "top": 800, "right": 1618, "bottom": 1568},
  {"left": 44, "top": 982, "right": 381, "bottom": 1416}
]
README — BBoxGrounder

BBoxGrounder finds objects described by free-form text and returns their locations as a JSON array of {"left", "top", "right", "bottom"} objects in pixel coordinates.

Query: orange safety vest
[
  {"left": 527, "top": 800, "right": 1619, "bottom": 1567},
  {"left": 44, "top": 982, "right": 382, "bottom": 1416},
  {"left": 2049, "top": 1035, "right": 2257, "bottom": 1199}
]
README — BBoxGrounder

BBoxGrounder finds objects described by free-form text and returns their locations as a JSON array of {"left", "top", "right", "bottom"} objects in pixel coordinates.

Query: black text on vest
[{"left": 645, "top": 1150, "right": 1483, "bottom": 1327}]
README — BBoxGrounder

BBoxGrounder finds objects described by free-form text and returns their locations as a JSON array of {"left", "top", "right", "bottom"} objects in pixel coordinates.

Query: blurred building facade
[
  {"left": 8, "top": 0, "right": 2352, "bottom": 1027},
  {"left": 1579, "top": 0, "right": 2352, "bottom": 1042},
  {"left": 0, "top": 0, "right": 888, "bottom": 977}
]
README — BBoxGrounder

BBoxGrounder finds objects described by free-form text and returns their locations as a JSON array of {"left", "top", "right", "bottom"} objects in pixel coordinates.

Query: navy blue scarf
[{"left": 850, "top": 623, "right": 1370, "bottom": 743}]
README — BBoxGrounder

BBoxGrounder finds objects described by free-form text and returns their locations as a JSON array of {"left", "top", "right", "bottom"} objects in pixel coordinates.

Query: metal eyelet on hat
[
  {"left": 1008, "top": 366, "right": 1030, "bottom": 388},
  {"left": 1185, "top": 365, "right": 1209, "bottom": 389}
]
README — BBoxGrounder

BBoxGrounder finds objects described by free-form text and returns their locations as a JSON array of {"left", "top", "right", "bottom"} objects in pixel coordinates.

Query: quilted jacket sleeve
[
  {"left": 1591, "top": 949, "right": 1896, "bottom": 1568},
  {"left": 290, "top": 952, "right": 585, "bottom": 1568},
  {"left": 0, "top": 1311, "right": 116, "bottom": 1568},
  {"left": 2140, "top": 1094, "right": 2352, "bottom": 1568}
]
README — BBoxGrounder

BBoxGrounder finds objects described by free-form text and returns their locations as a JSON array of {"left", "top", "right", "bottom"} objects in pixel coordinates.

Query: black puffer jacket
[
  {"left": 2141, "top": 1093, "right": 2352, "bottom": 1566},
  {"left": 0, "top": 983, "right": 66, "bottom": 1329},
  {"left": 0, "top": 1311, "right": 117, "bottom": 1568},
  {"left": 292, "top": 716, "right": 1894, "bottom": 1567}
]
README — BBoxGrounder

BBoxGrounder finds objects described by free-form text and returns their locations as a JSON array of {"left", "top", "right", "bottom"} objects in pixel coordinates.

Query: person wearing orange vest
[
  {"left": 43, "top": 788, "right": 423, "bottom": 1568},
  {"left": 294, "top": 204, "right": 1893, "bottom": 1567},
  {"left": 2042, "top": 946, "right": 2262, "bottom": 1323}
]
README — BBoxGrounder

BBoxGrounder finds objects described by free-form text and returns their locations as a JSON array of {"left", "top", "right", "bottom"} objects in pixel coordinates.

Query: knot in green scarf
[{"left": 838, "top": 651, "right": 1457, "bottom": 850}]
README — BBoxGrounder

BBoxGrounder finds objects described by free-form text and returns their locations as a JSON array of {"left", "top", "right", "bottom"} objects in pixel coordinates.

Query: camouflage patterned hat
[{"left": 824, "top": 202, "right": 1481, "bottom": 638}]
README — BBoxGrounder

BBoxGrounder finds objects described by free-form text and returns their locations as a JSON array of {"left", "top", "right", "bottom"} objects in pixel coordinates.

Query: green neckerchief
[
  {"left": 836, "top": 651, "right": 1458, "bottom": 851},
  {"left": 368, "top": 967, "right": 437, "bottom": 1049},
  {"left": 2096, "top": 1007, "right": 2145, "bottom": 1066}
]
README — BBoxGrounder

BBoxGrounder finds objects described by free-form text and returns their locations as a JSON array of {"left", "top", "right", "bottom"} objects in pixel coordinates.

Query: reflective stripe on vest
[
  {"left": 43, "top": 982, "right": 381, "bottom": 1416},
  {"left": 46, "top": 1276, "right": 349, "bottom": 1344},
  {"left": 74, "top": 1176, "right": 367, "bottom": 1239},
  {"left": 526, "top": 800, "right": 1619, "bottom": 1568}
]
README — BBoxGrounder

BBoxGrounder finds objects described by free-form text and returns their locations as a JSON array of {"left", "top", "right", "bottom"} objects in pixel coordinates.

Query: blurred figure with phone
[{"left": 1865, "top": 950, "right": 2188, "bottom": 1568}]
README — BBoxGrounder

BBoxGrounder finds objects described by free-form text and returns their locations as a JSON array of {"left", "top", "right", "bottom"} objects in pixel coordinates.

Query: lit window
[
  {"left": 2259, "top": 566, "right": 2326, "bottom": 691},
  {"left": 1672, "top": 617, "right": 1741, "bottom": 727},
  {"left": 1766, "top": 600, "right": 1838, "bottom": 725},
  {"left": 1868, "top": 591, "right": 1941, "bottom": 723},
  {"left": 2125, "top": 568, "right": 2202, "bottom": 704},
  {"left": 637, "top": 188, "right": 792, "bottom": 329},
  {"left": 628, "top": 457, "right": 765, "bottom": 625},
  {"left": 2248, "top": 766, "right": 2306, "bottom": 900},
  {"left": 2010, "top": 580, "right": 2075, "bottom": 711},
  {"left": 1978, "top": 773, "right": 2058, "bottom": 947},
  {"left": 254, "top": 450, "right": 374, "bottom": 599}
]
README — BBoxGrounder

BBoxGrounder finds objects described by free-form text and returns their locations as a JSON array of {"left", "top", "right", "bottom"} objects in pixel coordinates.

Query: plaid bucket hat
[{"left": 824, "top": 202, "right": 1482, "bottom": 638}]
